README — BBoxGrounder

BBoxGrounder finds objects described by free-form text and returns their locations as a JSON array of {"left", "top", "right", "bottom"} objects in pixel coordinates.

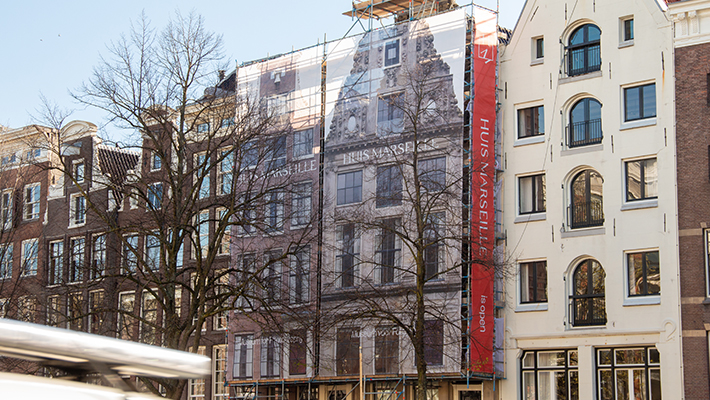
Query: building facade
[{"left": 499, "top": 0, "right": 682, "bottom": 399}]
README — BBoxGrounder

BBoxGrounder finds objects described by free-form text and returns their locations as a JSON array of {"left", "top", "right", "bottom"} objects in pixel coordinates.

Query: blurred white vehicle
[{"left": 0, "top": 318, "right": 210, "bottom": 399}]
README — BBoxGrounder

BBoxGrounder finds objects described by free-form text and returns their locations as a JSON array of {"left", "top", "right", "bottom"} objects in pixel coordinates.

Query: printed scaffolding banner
[{"left": 469, "top": 6, "right": 497, "bottom": 375}]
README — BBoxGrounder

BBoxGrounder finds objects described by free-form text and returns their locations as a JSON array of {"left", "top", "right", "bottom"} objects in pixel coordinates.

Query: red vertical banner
[{"left": 469, "top": 7, "right": 497, "bottom": 375}]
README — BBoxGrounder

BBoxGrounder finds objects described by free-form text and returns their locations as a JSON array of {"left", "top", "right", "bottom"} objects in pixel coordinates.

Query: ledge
[
  {"left": 514, "top": 135, "right": 545, "bottom": 147},
  {"left": 561, "top": 227, "right": 605, "bottom": 238},
  {"left": 618, "top": 40, "right": 634, "bottom": 49},
  {"left": 621, "top": 199, "right": 658, "bottom": 211},
  {"left": 561, "top": 143, "right": 603, "bottom": 156},
  {"left": 559, "top": 70, "right": 602, "bottom": 85},
  {"left": 515, "top": 303, "right": 548, "bottom": 312},
  {"left": 620, "top": 118, "right": 656, "bottom": 131},
  {"left": 530, "top": 58, "right": 544, "bottom": 66},
  {"left": 514, "top": 213, "right": 546, "bottom": 224},
  {"left": 623, "top": 296, "right": 661, "bottom": 306}
]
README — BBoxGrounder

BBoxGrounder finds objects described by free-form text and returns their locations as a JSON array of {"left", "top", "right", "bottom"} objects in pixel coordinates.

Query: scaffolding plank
[{"left": 343, "top": 0, "right": 427, "bottom": 19}]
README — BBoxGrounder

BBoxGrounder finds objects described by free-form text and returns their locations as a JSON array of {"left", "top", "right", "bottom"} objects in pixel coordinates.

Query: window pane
[
  {"left": 643, "top": 84, "right": 656, "bottom": 118},
  {"left": 625, "top": 87, "right": 640, "bottom": 121},
  {"left": 538, "top": 351, "right": 566, "bottom": 367}
]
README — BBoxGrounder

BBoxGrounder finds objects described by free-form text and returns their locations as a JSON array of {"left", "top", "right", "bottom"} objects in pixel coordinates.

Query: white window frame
[
  {"left": 88, "top": 290, "right": 104, "bottom": 334},
  {"left": 233, "top": 334, "right": 254, "bottom": 379},
  {"left": 92, "top": 233, "right": 106, "bottom": 279},
  {"left": 122, "top": 235, "right": 139, "bottom": 274},
  {"left": 290, "top": 247, "right": 310, "bottom": 305},
  {"left": 48, "top": 240, "right": 63, "bottom": 285},
  {"left": 189, "top": 346, "right": 207, "bottom": 400},
  {"left": 213, "top": 345, "right": 229, "bottom": 399},
  {"left": 619, "top": 15, "right": 634, "bottom": 47},
  {"left": 218, "top": 148, "right": 234, "bottom": 196},
  {"left": 265, "top": 189, "right": 284, "bottom": 234},
  {"left": 195, "top": 152, "right": 211, "bottom": 199},
  {"left": 516, "top": 258, "right": 549, "bottom": 312},
  {"left": 194, "top": 210, "right": 210, "bottom": 259},
  {"left": 293, "top": 128, "right": 314, "bottom": 159},
  {"left": 118, "top": 291, "right": 136, "bottom": 340},
  {"left": 21, "top": 238, "right": 38, "bottom": 276},
  {"left": 69, "top": 236, "right": 85, "bottom": 283},
  {"left": 24, "top": 183, "right": 40, "bottom": 220},
  {"left": 620, "top": 81, "right": 657, "bottom": 130},
  {"left": 145, "top": 232, "right": 161, "bottom": 272},
  {"left": 531, "top": 36, "right": 544, "bottom": 65},
  {"left": 147, "top": 182, "right": 163, "bottom": 211},
  {"left": 1, "top": 189, "right": 12, "bottom": 230},
  {"left": 73, "top": 159, "right": 85, "bottom": 184},
  {"left": 623, "top": 248, "right": 661, "bottom": 306},
  {"left": 151, "top": 151, "right": 162, "bottom": 171},
  {"left": 516, "top": 172, "right": 546, "bottom": 222},
  {"left": 621, "top": 156, "right": 658, "bottom": 211},
  {"left": 0, "top": 243, "right": 12, "bottom": 280},
  {"left": 69, "top": 193, "right": 86, "bottom": 227}
]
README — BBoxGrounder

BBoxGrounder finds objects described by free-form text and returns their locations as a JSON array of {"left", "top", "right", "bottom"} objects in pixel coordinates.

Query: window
[
  {"left": 69, "top": 237, "right": 84, "bottom": 282},
  {"left": 213, "top": 272, "right": 229, "bottom": 330},
  {"left": 375, "top": 326, "right": 399, "bottom": 374},
  {"left": 376, "top": 218, "right": 400, "bottom": 284},
  {"left": 213, "top": 345, "right": 229, "bottom": 400},
  {"left": 235, "top": 254, "right": 256, "bottom": 310},
  {"left": 265, "top": 190, "right": 284, "bottom": 233},
  {"left": 337, "top": 170, "right": 362, "bottom": 205},
  {"left": 141, "top": 291, "right": 158, "bottom": 345},
  {"left": 597, "top": 347, "right": 661, "bottom": 400},
  {"left": 567, "top": 24, "right": 601, "bottom": 76},
  {"left": 195, "top": 153, "right": 210, "bottom": 199},
  {"left": 21, "top": 238, "right": 38, "bottom": 276},
  {"left": 47, "top": 295, "right": 61, "bottom": 327},
  {"left": 384, "top": 39, "right": 400, "bottom": 67},
  {"left": 70, "top": 193, "right": 86, "bottom": 225},
  {"left": 0, "top": 243, "right": 12, "bottom": 280},
  {"left": 221, "top": 117, "right": 235, "bottom": 129},
  {"left": 626, "top": 158, "right": 657, "bottom": 201},
  {"left": 377, "top": 93, "right": 404, "bottom": 134},
  {"left": 289, "top": 329, "right": 307, "bottom": 375},
  {"left": 241, "top": 141, "right": 258, "bottom": 169},
  {"left": 519, "top": 174, "right": 546, "bottom": 214},
  {"left": 74, "top": 161, "right": 85, "bottom": 183},
  {"left": 263, "top": 251, "right": 282, "bottom": 304},
  {"left": 336, "top": 224, "right": 359, "bottom": 288},
  {"left": 92, "top": 234, "right": 106, "bottom": 279},
  {"left": 266, "top": 136, "right": 287, "bottom": 171},
  {"left": 570, "top": 259, "right": 606, "bottom": 326},
  {"left": 570, "top": 170, "right": 604, "bottom": 229},
  {"left": 237, "top": 194, "right": 257, "bottom": 236},
  {"left": 18, "top": 296, "right": 36, "bottom": 323},
  {"left": 621, "top": 17, "right": 634, "bottom": 42},
  {"left": 1, "top": 153, "right": 17, "bottom": 166},
  {"left": 217, "top": 208, "right": 231, "bottom": 255},
  {"left": 521, "top": 349, "right": 579, "bottom": 400},
  {"left": 628, "top": 251, "right": 660, "bottom": 296},
  {"left": 147, "top": 182, "right": 163, "bottom": 210},
  {"left": 218, "top": 149, "right": 234, "bottom": 196},
  {"left": 24, "top": 183, "right": 40, "bottom": 220},
  {"left": 568, "top": 98, "right": 602, "bottom": 148},
  {"left": 2, "top": 189, "right": 12, "bottom": 230},
  {"left": 261, "top": 335, "right": 281, "bottom": 378},
  {"left": 145, "top": 233, "right": 160, "bottom": 272},
  {"left": 423, "top": 320, "right": 443, "bottom": 365},
  {"left": 189, "top": 346, "right": 206, "bottom": 400},
  {"left": 424, "top": 213, "right": 444, "bottom": 280},
  {"left": 518, "top": 106, "right": 544, "bottom": 138},
  {"left": 195, "top": 210, "right": 210, "bottom": 257},
  {"left": 151, "top": 151, "right": 162, "bottom": 171},
  {"left": 48, "top": 241, "right": 63, "bottom": 284},
  {"left": 27, "top": 148, "right": 41, "bottom": 160},
  {"left": 291, "top": 182, "right": 312, "bottom": 227},
  {"left": 89, "top": 290, "right": 104, "bottom": 334},
  {"left": 376, "top": 165, "right": 402, "bottom": 208},
  {"left": 118, "top": 292, "right": 136, "bottom": 340},
  {"left": 290, "top": 247, "right": 310, "bottom": 304},
  {"left": 293, "top": 128, "right": 313, "bottom": 159},
  {"left": 197, "top": 123, "right": 209, "bottom": 133},
  {"left": 123, "top": 235, "right": 138, "bottom": 274},
  {"left": 624, "top": 83, "right": 656, "bottom": 122},
  {"left": 67, "top": 292, "right": 83, "bottom": 331},
  {"left": 419, "top": 157, "right": 446, "bottom": 192},
  {"left": 337, "top": 328, "right": 359, "bottom": 375},
  {"left": 533, "top": 37, "right": 544, "bottom": 60},
  {"left": 520, "top": 261, "right": 547, "bottom": 303},
  {"left": 233, "top": 334, "right": 254, "bottom": 378}
]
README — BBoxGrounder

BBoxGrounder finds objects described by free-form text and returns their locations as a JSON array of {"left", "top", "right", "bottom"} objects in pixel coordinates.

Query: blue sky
[{"left": 0, "top": 0, "right": 525, "bottom": 141}]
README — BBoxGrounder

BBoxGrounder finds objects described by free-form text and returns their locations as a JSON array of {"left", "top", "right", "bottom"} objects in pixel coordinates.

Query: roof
[{"left": 96, "top": 144, "right": 140, "bottom": 186}]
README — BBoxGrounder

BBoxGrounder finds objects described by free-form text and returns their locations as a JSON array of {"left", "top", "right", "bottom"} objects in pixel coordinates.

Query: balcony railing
[
  {"left": 569, "top": 199, "right": 604, "bottom": 229},
  {"left": 567, "top": 118, "right": 602, "bottom": 148},
  {"left": 569, "top": 295, "right": 607, "bottom": 327},
  {"left": 566, "top": 44, "right": 601, "bottom": 76}
]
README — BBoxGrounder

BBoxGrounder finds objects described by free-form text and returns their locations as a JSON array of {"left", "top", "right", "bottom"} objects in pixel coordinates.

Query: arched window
[
  {"left": 571, "top": 259, "right": 606, "bottom": 326},
  {"left": 568, "top": 98, "right": 602, "bottom": 148},
  {"left": 570, "top": 170, "right": 603, "bottom": 229},
  {"left": 567, "top": 24, "right": 601, "bottom": 76}
]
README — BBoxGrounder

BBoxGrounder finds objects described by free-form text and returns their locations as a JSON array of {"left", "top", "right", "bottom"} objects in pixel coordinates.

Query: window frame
[
  {"left": 233, "top": 334, "right": 254, "bottom": 379},
  {"left": 626, "top": 250, "right": 660, "bottom": 298},
  {"left": 73, "top": 160, "right": 85, "bottom": 184},
  {"left": 566, "top": 23, "right": 602, "bottom": 76},
  {"left": 568, "top": 98, "right": 603, "bottom": 148},
  {"left": 532, "top": 36, "right": 544, "bottom": 64},
  {"left": 1, "top": 189, "right": 12, "bottom": 230},
  {"left": 289, "top": 329, "right": 308, "bottom": 375},
  {"left": 620, "top": 16, "right": 634, "bottom": 45},
  {"left": 569, "top": 169, "right": 604, "bottom": 229},
  {"left": 336, "top": 328, "right": 360, "bottom": 375},
  {"left": 69, "top": 193, "right": 86, "bottom": 227},
  {"left": 374, "top": 326, "right": 399, "bottom": 374},
  {"left": 24, "top": 183, "right": 40, "bottom": 221},
  {"left": 145, "top": 232, "right": 161, "bottom": 272},
  {"left": 218, "top": 148, "right": 234, "bottom": 196},
  {"left": 424, "top": 212, "right": 445, "bottom": 281},
  {"left": 151, "top": 151, "right": 162, "bottom": 171},
  {"left": 336, "top": 223, "right": 359, "bottom": 289},
  {"left": 147, "top": 182, "right": 163, "bottom": 210},
  {"left": 293, "top": 128, "right": 314, "bottom": 159},
  {"left": 69, "top": 236, "right": 85, "bottom": 283},
  {"left": 569, "top": 259, "right": 607, "bottom": 327},
  {"left": 418, "top": 157, "right": 447, "bottom": 192},
  {"left": 21, "top": 238, "right": 38, "bottom": 276},
  {"left": 291, "top": 181, "right": 312, "bottom": 227},
  {"left": 623, "top": 83, "right": 656, "bottom": 123},
  {"left": 290, "top": 247, "right": 310, "bottom": 305},
  {"left": 376, "top": 218, "right": 401, "bottom": 285},
  {"left": 518, "top": 173, "right": 546, "bottom": 215},
  {"left": 92, "top": 234, "right": 106, "bottom": 279},
  {"left": 519, "top": 260, "right": 548, "bottom": 304},
  {"left": 384, "top": 39, "right": 401, "bottom": 67},
  {"left": 194, "top": 153, "right": 211, "bottom": 199},
  {"left": 260, "top": 334, "right": 281, "bottom": 378},
  {"left": 122, "top": 235, "right": 139, "bottom": 274},
  {"left": 213, "top": 345, "right": 229, "bottom": 400},
  {"left": 118, "top": 291, "right": 136, "bottom": 341},
  {"left": 376, "top": 165, "right": 403, "bottom": 208},
  {"left": 517, "top": 105, "right": 545, "bottom": 139},
  {"left": 336, "top": 170, "right": 363, "bottom": 206},
  {"left": 377, "top": 92, "right": 404, "bottom": 135},
  {"left": 596, "top": 347, "right": 661, "bottom": 400},
  {"left": 266, "top": 136, "right": 287, "bottom": 172},
  {"left": 88, "top": 290, "right": 105, "bottom": 334},
  {"left": 48, "top": 240, "right": 63, "bottom": 285},
  {"left": 265, "top": 189, "right": 285, "bottom": 234},
  {"left": 423, "top": 319, "right": 444, "bottom": 366},
  {"left": 0, "top": 243, "right": 12, "bottom": 280},
  {"left": 521, "top": 349, "right": 579, "bottom": 400},
  {"left": 625, "top": 157, "right": 658, "bottom": 203}
]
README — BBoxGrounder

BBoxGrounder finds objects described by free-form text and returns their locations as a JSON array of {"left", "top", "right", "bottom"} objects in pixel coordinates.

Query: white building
[{"left": 499, "top": 0, "right": 682, "bottom": 399}]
